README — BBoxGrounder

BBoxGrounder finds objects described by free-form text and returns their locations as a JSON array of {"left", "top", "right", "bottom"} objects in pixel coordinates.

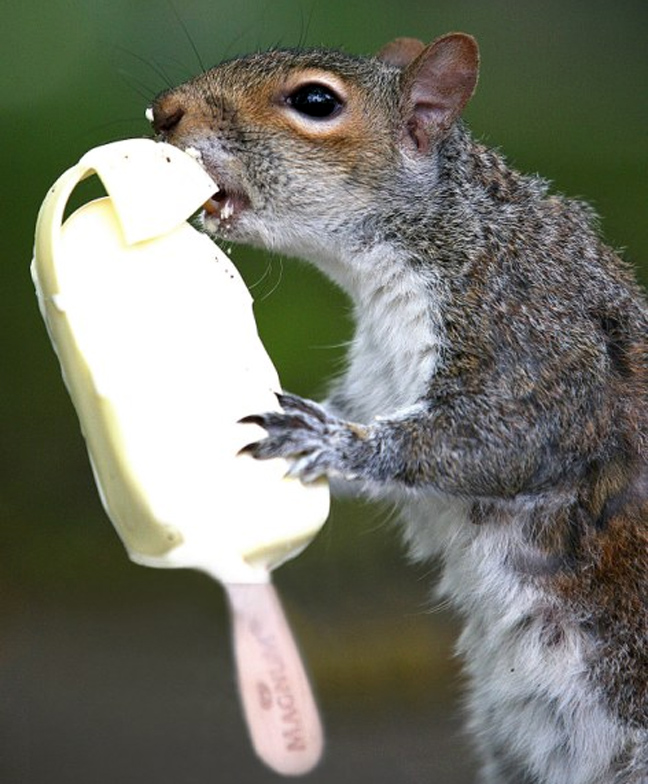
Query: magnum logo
[{"left": 249, "top": 618, "right": 308, "bottom": 752}]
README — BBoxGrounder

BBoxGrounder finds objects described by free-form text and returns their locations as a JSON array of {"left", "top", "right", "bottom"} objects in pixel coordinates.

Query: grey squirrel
[{"left": 150, "top": 33, "right": 648, "bottom": 783}]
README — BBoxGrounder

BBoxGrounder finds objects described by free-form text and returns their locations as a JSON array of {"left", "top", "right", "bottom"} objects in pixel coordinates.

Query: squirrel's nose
[{"left": 148, "top": 97, "right": 185, "bottom": 136}]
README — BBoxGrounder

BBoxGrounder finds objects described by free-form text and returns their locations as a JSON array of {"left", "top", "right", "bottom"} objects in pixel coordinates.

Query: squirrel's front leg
[
  {"left": 240, "top": 392, "right": 462, "bottom": 492},
  {"left": 240, "top": 390, "right": 584, "bottom": 498}
]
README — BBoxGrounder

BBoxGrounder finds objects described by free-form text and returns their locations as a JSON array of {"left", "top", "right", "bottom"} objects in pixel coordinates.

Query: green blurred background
[{"left": 2, "top": 1, "right": 647, "bottom": 782}]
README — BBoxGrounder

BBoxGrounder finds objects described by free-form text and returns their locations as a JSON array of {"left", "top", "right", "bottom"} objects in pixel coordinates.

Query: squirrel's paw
[{"left": 239, "top": 392, "right": 367, "bottom": 483}]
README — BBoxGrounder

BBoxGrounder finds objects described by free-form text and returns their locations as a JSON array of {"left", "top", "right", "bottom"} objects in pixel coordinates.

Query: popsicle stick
[{"left": 225, "top": 581, "right": 324, "bottom": 776}]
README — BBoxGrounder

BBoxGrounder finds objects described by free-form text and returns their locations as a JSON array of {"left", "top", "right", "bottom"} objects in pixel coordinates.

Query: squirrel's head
[{"left": 149, "top": 33, "right": 479, "bottom": 267}]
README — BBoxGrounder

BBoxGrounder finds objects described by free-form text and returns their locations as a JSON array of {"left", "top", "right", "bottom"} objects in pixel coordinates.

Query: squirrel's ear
[
  {"left": 376, "top": 37, "right": 425, "bottom": 67},
  {"left": 400, "top": 33, "right": 479, "bottom": 153}
]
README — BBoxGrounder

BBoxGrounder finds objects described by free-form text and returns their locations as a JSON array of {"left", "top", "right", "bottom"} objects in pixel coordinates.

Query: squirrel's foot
[{"left": 239, "top": 392, "right": 368, "bottom": 483}]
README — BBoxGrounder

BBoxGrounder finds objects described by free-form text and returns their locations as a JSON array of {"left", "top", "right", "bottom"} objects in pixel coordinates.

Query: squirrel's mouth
[
  {"left": 181, "top": 143, "right": 249, "bottom": 230},
  {"left": 203, "top": 187, "right": 250, "bottom": 229}
]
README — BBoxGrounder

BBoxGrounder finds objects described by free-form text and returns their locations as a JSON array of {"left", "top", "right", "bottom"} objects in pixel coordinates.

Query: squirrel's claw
[{"left": 239, "top": 393, "right": 363, "bottom": 482}]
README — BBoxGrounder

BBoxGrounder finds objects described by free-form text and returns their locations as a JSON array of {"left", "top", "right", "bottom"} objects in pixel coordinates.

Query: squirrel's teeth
[
  {"left": 204, "top": 192, "right": 234, "bottom": 223},
  {"left": 220, "top": 199, "right": 234, "bottom": 221},
  {"left": 203, "top": 191, "right": 249, "bottom": 228}
]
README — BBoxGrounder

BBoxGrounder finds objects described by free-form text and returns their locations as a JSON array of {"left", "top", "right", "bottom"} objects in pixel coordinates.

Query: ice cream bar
[{"left": 31, "top": 138, "right": 328, "bottom": 774}]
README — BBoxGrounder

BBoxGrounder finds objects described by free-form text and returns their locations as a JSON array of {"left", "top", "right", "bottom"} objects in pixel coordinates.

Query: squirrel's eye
[{"left": 287, "top": 83, "right": 343, "bottom": 119}]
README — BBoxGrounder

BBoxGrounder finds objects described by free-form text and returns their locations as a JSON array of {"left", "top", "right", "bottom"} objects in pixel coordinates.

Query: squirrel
[{"left": 149, "top": 33, "right": 648, "bottom": 784}]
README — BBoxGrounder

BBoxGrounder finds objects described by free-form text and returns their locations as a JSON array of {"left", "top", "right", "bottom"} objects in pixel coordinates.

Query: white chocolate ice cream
[{"left": 31, "top": 139, "right": 330, "bottom": 584}]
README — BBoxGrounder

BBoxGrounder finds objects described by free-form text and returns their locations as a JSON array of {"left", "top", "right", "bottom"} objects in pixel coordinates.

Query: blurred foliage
[{"left": 2, "top": 0, "right": 647, "bottom": 642}]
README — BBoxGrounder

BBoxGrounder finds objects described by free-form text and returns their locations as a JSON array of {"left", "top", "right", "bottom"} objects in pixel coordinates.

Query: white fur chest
[{"left": 331, "top": 245, "right": 446, "bottom": 423}]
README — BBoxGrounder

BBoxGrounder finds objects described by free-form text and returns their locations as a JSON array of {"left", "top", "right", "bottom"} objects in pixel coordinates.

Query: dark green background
[{"left": 2, "top": 1, "right": 647, "bottom": 782}]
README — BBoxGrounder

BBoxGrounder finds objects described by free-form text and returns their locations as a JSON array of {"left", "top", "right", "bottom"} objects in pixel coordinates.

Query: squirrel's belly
[
  {"left": 402, "top": 493, "right": 631, "bottom": 783},
  {"left": 397, "top": 492, "right": 471, "bottom": 562}
]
